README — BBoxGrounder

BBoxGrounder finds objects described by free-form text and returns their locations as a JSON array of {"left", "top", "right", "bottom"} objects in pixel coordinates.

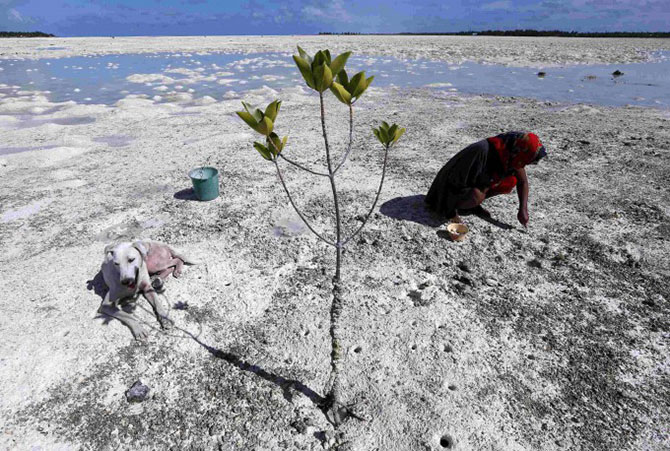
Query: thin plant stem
[
  {"left": 318, "top": 92, "right": 342, "bottom": 251},
  {"left": 325, "top": 268, "right": 344, "bottom": 409},
  {"left": 279, "top": 153, "right": 329, "bottom": 177},
  {"left": 343, "top": 143, "right": 390, "bottom": 247},
  {"left": 333, "top": 104, "right": 354, "bottom": 174},
  {"left": 273, "top": 158, "right": 335, "bottom": 247},
  {"left": 318, "top": 91, "right": 345, "bottom": 406}
]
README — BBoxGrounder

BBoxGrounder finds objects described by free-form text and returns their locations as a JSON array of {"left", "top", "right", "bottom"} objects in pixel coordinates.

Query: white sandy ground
[
  {"left": 0, "top": 38, "right": 669, "bottom": 450},
  {"left": 2, "top": 35, "right": 670, "bottom": 67}
]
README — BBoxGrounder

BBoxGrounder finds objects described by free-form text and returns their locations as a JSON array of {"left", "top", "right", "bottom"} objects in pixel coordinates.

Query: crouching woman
[{"left": 425, "top": 131, "right": 546, "bottom": 226}]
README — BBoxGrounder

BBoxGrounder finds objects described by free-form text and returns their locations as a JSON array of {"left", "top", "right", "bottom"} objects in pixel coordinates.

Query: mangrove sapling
[{"left": 236, "top": 46, "right": 405, "bottom": 427}]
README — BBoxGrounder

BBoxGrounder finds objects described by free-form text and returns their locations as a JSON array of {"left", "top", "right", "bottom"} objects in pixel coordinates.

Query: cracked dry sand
[{"left": 1, "top": 38, "right": 669, "bottom": 451}]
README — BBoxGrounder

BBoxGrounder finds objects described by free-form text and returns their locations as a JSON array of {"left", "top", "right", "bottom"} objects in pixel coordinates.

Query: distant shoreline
[
  {"left": 0, "top": 31, "right": 55, "bottom": 38},
  {"left": 319, "top": 30, "right": 670, "bottom": 38},
  {"left": 1, "top": 30, "right": 669, "bottom": 39}
]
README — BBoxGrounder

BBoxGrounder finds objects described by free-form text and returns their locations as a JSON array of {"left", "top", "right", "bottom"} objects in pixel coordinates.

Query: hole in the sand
[
  {"left": 448, "top": 384, "right": 457, "bottom": 391},
  {"left": 411, "top": 344, "right": 417, "bottom": 351},
  {"left": 443, "top": 344, "right": 453, "bottom": 353},
  {"left": 440, "top": 434, "right": 454, "bottom": 448},
  {"left": 353, "top": 346, "right": 362, "bottom": 354}
]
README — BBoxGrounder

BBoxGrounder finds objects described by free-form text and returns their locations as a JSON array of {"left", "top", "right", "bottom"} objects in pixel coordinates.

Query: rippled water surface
[{"left": 0, "top": 51, "right": 668, "bottom": 108}]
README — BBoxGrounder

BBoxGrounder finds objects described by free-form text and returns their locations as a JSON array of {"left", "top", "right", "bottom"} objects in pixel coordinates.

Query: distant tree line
[
  {"left": 0, "top": 31, "right": 55, "bottom": 38},
  {"left": 320, "top": 30, "right": 670, "bottom": 38}
]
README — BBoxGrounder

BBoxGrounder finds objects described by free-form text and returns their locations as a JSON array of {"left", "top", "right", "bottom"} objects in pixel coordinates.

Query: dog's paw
[
  {"left": 132, "top": 326, "right": 149, "bottom": 341},
  {"left": 151, "top": 277, "right": 165, "bottom": 293},
  {"left": 173, "top": 270, "right": 182, "bottom": 278},
  {"left": 159, "top": 316, "right": 174, "bottom": 331}
]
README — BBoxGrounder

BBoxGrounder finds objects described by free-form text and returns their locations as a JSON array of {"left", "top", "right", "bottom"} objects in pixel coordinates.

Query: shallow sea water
[{"left": 0, "top": 51, "right": 668, "bottom": 108}]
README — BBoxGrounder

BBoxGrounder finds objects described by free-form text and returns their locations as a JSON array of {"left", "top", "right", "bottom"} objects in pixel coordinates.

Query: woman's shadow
[
  {"left": 379, "top": 195, "right": 443, "bottom": 227},
  {"left": 379, "top": 194, "right": 513, "bottom": 230}
]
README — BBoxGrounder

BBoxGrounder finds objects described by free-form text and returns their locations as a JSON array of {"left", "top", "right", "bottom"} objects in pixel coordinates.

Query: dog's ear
[
  {"left": 132, "top": 241, "right": 148, "bottom": 260},
  {"left": 104, "top": 243, "right": 116, "bottom": 256}
]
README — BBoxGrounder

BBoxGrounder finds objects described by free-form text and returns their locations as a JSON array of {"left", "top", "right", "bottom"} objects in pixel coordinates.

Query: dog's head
[{"left": 104, "top": 241, "right": 148, "bottom": 290}]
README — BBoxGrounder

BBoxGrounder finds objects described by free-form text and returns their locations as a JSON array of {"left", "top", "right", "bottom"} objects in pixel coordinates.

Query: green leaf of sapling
[
  {"left": 267, "top": 132, "right": 283, "bottom": 155},
  {"left": 330, "top": 82, "right": 352, "bottom": 104},
  {"left": 388, "top": 124, "right": 398, "bottom": 139},
  {"left": 329, "top": 51, "right": 351, "bottom": 77},
  {"left": 264, "top": 100, "right": 281, "bottom": 122},
  {"left": 347, "top": 72, "right": 365, "bottom": 97},
  {"left": 236, "top": 111, "right": 259, "bottom": 132},
  {"left": 352, "top": 74, "right": 373, "bottom": 99},
  {"left": 337, "top": 69, "right": 349, "bottom": 87},
  {"left": 312, "top": 50, "right": 326, "bottom": 70},
  {"left": 293, "top": 55, "right": 315, "bottom": 89},
  {"left": 363, "top": 75, "right": 375, "bottom": 93},
  {"left": 253, "top": 108, "right": 264, "bottom": 122},
  {"left": 297, "top": 45, "right": 311, "bottom": 63},
  {"left": 241, "top": 101, "right": 254, "bottom": 114},
  {"left": 313, "top": 63, "right": 333, "bottom": 92},
  {"left": 242, "top": 101, "right": 263, "bottom": 122},
  {"left": 254, "top": 141, "right": 273, "bottom": 160},
  {"left": 379, "top": 125, "right": 389, "bottom": 144},
  {"left": 373, "top": 127, "right": 382, "bottom": 143},
  {"left": 393, "top": 127, "right": 406, "bottom": 144},
  {"left": 256, "top": 116, "right": 274, "bottom": 136}
]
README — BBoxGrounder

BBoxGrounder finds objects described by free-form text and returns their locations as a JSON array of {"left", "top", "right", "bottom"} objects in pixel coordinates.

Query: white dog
[{"left": 99, "top": 240, "right": 193, "bottom": 340}]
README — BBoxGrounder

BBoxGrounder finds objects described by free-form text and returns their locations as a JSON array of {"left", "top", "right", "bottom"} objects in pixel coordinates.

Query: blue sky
[{"left": 1, "top": 0, "right": 668, "bottom": 36}]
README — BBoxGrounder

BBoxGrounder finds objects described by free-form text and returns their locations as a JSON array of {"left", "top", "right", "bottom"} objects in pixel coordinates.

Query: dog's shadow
[{"left": 86, "top": 270, "right": 107, "bottom": 300}]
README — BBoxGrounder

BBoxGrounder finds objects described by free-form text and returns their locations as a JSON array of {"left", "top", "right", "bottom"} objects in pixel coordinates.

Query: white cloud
[
  {"left": 8, "top": 8, "right": 23, "bottom": 21},
  {"left": 302, "top": 0, "right": 351, "bottom": 22}
]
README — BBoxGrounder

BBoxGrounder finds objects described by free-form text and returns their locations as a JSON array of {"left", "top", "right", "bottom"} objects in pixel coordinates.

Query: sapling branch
[
  {"left": 272, "top": 157, "right": 335, "bottom": 247},
  {"left": 333, "top": 104, "right": 354, "bottom": 174},
  {"left": 279, "top": 153, "right": 329, "bottom": 177},
  {"left": 343, "top": 143, "right": 391, "bottom": 246}
]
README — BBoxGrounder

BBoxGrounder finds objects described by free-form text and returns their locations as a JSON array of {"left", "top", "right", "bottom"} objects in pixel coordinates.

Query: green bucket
[{"left": 188, "top": 167, "right": 219, "bottom": 201}]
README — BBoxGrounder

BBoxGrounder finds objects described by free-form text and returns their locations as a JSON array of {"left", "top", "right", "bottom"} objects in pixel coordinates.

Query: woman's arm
[{"left": 515, "top": 167, "right": 529, "bottom": 226}]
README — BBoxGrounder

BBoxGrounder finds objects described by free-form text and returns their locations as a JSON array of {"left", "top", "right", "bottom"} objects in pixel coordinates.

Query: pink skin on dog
[{"left": 140, "top": 240, "right": 194, "bottom": 281}]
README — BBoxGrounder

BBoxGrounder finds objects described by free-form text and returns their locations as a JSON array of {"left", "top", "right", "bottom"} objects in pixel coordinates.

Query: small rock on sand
[{"left": 125, "top": 380, "right": 150, "bottom": 403}]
